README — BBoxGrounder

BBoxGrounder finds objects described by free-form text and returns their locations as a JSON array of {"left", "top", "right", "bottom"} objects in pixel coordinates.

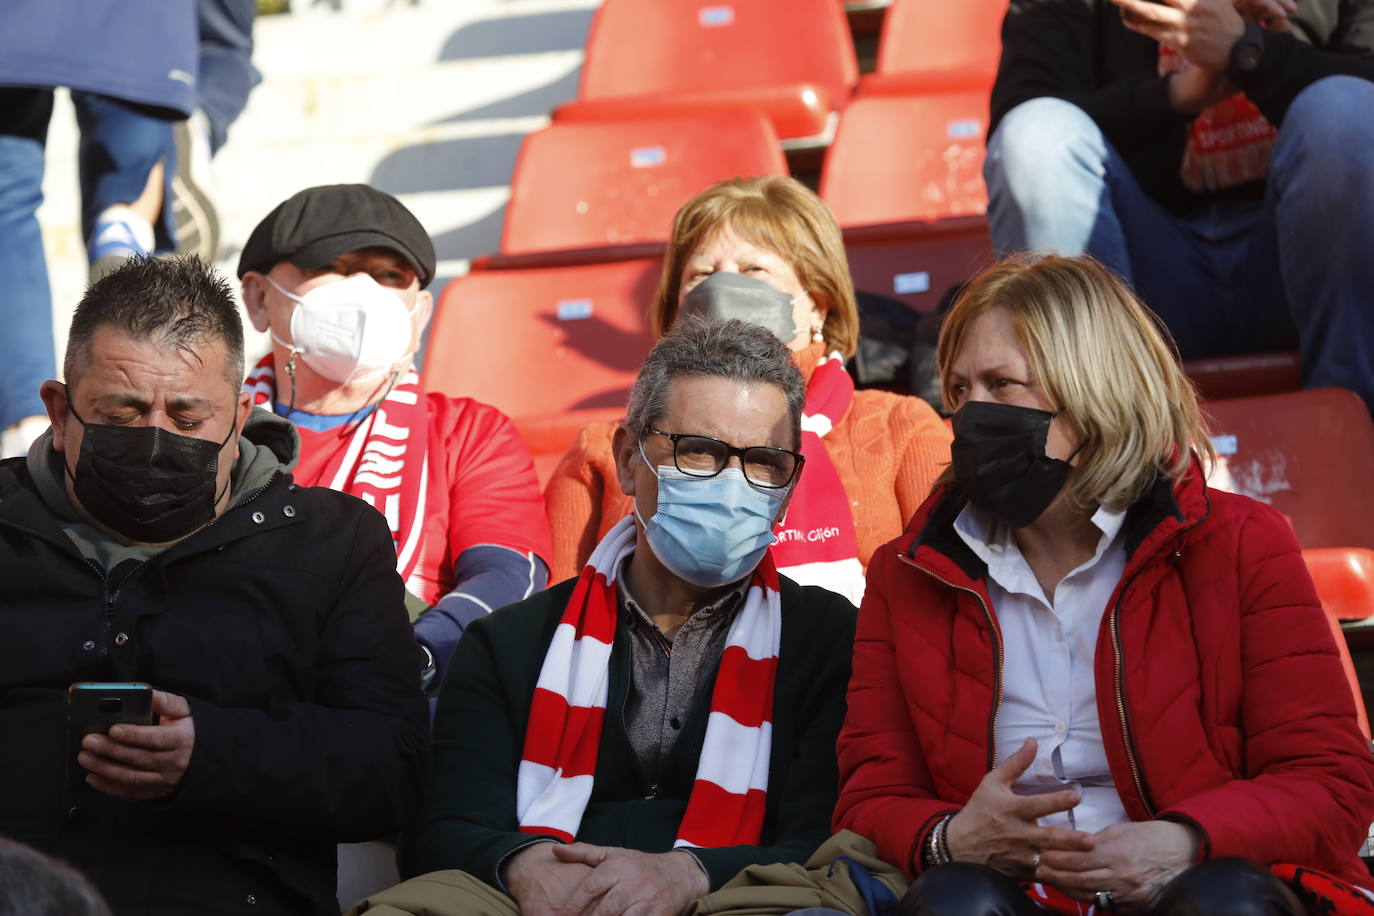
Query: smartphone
[{"left": 66, "top": 682, "right": 154, "bottom": 794}]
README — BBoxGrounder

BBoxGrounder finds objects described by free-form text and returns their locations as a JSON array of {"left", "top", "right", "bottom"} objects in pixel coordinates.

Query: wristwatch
[{"left": 1229, "top": 19, "right": 1266, "bottom": 78}]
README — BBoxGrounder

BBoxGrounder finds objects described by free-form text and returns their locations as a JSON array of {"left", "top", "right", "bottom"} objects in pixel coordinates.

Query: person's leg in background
[
  {"left": 71, "top": 91, "right": 177, "bottom": 280},
  {"left": 173, "top": 0, "right": 260, "bottom": 259},
  {"left": 1266, "top": 75, "right": 1374, "bottom": 413},
  {"left": 0, "top": 88, "right": 58, "bottom": 457},
  {"left": 985, "top": 96, "right": 1242, "bottom": 360}
]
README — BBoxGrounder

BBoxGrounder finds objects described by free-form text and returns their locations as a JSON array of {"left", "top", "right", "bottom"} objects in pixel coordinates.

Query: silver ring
[
  {"left": 1095, "top": 890, "right": 1115, "bottom": 910},
  {"left": 1029, "top": 851, "right": 1041, "bottom": 870}
]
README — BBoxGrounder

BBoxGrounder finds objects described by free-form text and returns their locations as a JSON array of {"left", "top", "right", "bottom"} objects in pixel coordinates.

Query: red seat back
[
  {"left": 421, "top": 259, "right": 662, "bottom": 420},
  {"left": 820, "top": 91, "right": 989, "bottom": 227},
  {"left": 501, "top": 110, "right": 786, "bottom": 256},
  {"left": 1203, "top": 388, "right": 1374, "bottom": 550},
  {"left": 866, "top": 0, "right": 1006, "bottom": 93},
  {"left": 577, "top": 0, "right": 857, "bottom": 106},
  {"left": 1183, "top": 351, "right": 1303, "bottom": 402}
]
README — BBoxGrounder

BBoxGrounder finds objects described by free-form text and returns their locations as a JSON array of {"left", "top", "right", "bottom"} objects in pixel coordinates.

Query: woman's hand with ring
[
  {"left": 1037, "top": 820, "right": 1201, "bottom": 912},
  {"left": 945, "top": 738, "right": 1095, "bottom": 878}
]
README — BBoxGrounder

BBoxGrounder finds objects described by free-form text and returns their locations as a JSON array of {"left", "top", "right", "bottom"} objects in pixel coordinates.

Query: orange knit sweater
[{"left": 543, "top": 345, "right": 953, "bottom": 583}]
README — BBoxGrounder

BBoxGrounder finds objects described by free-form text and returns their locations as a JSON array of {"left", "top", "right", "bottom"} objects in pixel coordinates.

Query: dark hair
[
  {"left": 625, "top": 314, "right": 806, "bottom": 450},
  {"left": 65, "top": 255, "right": 244, "bottom": 390},
  {"left": 0, "top": 835, "right": 111, "bottom": 916}
]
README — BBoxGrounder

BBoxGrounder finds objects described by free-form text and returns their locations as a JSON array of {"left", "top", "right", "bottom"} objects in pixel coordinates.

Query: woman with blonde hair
[
  {"left": 834, "top": 254, "right": 1374, "bottom": 915},
  {"left": 544, "top": 175, "right": 952, "bottom": 604}
]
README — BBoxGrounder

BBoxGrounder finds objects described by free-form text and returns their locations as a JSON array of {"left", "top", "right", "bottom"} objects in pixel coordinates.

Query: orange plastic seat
[
  {"left": 553, "top": 0, "right": 858, "bottom": 146},
  {"left": 861, "top": 0, "right": 1006, "bottom": 96},
  {"left": 1183, "top": 351, "right": 1303, "bottom": 402},
  {"left": 1203, "top": 388, "right": 1374, "bottom": 550},
  {"left": 513, "top": 408, "right": 628, "bottom": 487},
  {"left": 421, "top": 258, "right": 661, "bottom": 423},
  {"left": 1305, "top": 548, "right": 1374, "bottom": 622},
  {"left": 501, "top": 110, "right": 786, "bottom": 257},
  {"left": 821, "top": 92, "right": 990, "bottom": 226},
  {"left": 842, "top": 217, "right": 993, "bottom": 313},
  {"left": 821, "top": 91, "right": 994, "bottom": 310},
  {"left": 1315, "top": 588, "right": 1373, "bottom": 739}
]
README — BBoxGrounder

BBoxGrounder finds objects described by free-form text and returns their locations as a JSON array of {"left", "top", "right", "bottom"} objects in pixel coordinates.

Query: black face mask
[
  {"left": 950, "top": 400, "right": 1078, "bottom": 529},
  {"left": 64, "top": 393, "right": 236, "bottom": 543}
]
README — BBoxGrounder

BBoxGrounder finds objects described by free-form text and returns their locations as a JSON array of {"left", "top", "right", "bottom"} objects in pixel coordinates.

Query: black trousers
[{"left": 901, "top": 859, "right": 1307, "bottom": 916}]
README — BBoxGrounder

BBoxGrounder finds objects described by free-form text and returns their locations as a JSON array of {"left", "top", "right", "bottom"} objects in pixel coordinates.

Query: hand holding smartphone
[{"left": 66, "top": 682, "right": 154, "bottom": 794}]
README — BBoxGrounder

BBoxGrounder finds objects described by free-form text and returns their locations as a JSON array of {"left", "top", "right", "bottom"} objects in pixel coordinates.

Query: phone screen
[{"left": 66, "top": 682, "right": 154, "bottom": 794}]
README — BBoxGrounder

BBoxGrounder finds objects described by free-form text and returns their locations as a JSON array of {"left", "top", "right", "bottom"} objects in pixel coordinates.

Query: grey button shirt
[{"left": 617, "top": 561, "right": 746, "bottom": 785}]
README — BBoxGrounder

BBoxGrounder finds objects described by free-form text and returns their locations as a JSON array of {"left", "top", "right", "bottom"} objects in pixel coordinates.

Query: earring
[{"left": 812, "top": 326, "right": 824, "bottom": 343}]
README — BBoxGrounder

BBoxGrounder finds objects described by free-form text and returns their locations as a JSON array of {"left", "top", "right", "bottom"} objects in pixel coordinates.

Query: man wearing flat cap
[{"left": 239, "top": 185, "right": 552, "bottom": 689}]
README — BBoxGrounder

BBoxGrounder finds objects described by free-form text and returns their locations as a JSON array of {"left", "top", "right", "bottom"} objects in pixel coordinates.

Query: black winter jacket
[
  {"left": 401, "top": 573, "right": 855, "bottom": 892},
  {"left": 0, "top": 421, "right": 430, "bottom": 915}
]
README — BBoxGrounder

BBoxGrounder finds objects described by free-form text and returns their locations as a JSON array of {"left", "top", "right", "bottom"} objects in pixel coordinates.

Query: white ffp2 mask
[{"left": 267, "top": 273, "right": 417, "bottom": 384}]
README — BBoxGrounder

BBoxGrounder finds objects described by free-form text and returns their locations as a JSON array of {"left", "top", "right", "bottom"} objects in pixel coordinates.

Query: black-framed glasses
[{"left": 646, "top": 427, "right": 805, "bottom": 489}]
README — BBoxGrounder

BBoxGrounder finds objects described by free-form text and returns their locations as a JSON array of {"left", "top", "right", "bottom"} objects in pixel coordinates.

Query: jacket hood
[{"left": 231, "top": 407, "right": 299, "bottom": 505}]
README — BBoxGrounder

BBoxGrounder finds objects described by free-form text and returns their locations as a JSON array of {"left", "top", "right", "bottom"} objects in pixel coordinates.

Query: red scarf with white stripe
[
  {"left": 243, "top": 354, "right": 432, "bottom": 597},
  {"left": 517, "top": 514, "right": 780, "bottom": 847},
  {"left": 1159, "top": 45, "right": 1277, "bottom": 192},
  {"left": 772, "top": 352, "right": 864, "bottom": 605}
]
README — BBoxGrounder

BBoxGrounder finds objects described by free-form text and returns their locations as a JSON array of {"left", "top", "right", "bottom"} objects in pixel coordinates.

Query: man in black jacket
[
  {"left": 0, "top": 255, "right": 429, "bottom": 915},
  {"left": 352, "top": 317, "right": 856, "bottom": 916},
  {"left": 985, "top": 0, "right": 1374, "bottom": 412}
]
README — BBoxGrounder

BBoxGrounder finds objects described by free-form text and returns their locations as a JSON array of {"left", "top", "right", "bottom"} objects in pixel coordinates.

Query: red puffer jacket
[{"left": 835, "top": 463, "right": 1374, "bottom": 886}]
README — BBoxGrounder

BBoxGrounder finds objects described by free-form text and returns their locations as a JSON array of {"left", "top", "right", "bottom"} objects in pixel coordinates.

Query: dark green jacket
[{"left": 402, "top": 573, "right": 856, "bottom": 891}]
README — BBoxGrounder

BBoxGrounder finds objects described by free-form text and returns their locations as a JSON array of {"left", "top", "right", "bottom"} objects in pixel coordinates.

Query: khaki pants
[
  {"left": 345, "top": 832, "right": 907, "bottom": 916},
  {"left": 343, "top": 869, "right": 519, "bottom": 916}
]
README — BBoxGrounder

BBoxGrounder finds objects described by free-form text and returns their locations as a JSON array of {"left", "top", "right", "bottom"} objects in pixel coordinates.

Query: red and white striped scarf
[
  {"left": 773, "top": 352, "right": 864, "bottom": 605},
  {"left": 243, "top": 354, "right": 432, "bottom": 597},
  {"left": 517, "top": 514, "right": 780, "bottom": 847}
]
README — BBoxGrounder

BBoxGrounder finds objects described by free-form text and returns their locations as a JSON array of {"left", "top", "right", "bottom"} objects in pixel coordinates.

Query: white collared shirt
[{"left": 954, "top": 503, "right": 1131, "bottom": 836}]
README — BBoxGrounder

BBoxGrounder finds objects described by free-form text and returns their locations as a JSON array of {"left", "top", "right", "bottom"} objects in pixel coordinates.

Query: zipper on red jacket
[
  {"left": 1108, "top": 582, "right": 1154, "bottom": 817},
  {"left": 898, "top": 551, "right": 1003, "bottom": 769}
]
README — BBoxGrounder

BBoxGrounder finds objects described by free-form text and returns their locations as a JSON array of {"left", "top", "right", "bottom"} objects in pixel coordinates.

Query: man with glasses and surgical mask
[
  {"left": 238, "top": 185, "right": 551, "bottom": 692},
  {"left": 348, "top": 316, "right": 856, "bottom": 916}
]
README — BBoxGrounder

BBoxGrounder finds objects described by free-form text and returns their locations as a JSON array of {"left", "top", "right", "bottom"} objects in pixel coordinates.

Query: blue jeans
[
  {"left": 985, "top": 76, "right": 1374, "bottom": 412},
  {"left": 0, "top": 88, "right": 175, "bottom": 427}
]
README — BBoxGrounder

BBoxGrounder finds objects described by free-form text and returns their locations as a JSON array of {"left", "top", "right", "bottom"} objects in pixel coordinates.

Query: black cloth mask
[
  {"left": 950, "top": 400, "right": 1077, "bottom": 529},
  {"left": 64, "top": 393, "right": 236, "bottom": 543}
]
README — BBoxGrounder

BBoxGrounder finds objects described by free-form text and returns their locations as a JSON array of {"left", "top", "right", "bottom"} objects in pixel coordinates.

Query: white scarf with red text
[{"left": 772, "top": 352, "right": 864, "bottom": 605}]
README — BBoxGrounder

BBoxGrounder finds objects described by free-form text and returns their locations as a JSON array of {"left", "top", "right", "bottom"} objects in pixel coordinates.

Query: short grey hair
[{"left": 625, "top": 315, "right": 805, "bottom": 449}]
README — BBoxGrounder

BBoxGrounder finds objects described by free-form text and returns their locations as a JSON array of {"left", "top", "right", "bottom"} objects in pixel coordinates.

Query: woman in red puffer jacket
[{"left": 835, "top": 255, "right": 1374, "bottom": 915}]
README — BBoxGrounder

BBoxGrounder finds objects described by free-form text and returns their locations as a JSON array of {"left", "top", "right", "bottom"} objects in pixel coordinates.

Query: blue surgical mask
[{"left": 634, "top": 458, "right": 788, "bottom": 588}]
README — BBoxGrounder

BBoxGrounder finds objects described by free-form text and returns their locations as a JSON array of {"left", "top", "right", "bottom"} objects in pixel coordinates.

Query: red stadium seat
[
  {"left": 514, "top": 408, "right": 628, "bottom": 486},
  {"left": 821, "top": 91, "right": 993, "bottom": 311},
  {"left": 501, "top": 110, "right": 786, "bottom": 257},
  {"left": 554, "top": 0, "right": 858, "bottom": 147},
  {"left": 1182, "top": 351, "right": 1303, "bottom": 402},
  {"left": 1203, "top": 388, "right": 1374, "bottom": 550},
  {"left": 861, "top": 0, "right": 1006, "bottom": 96},
  {"left": 1313, "top": 585, "right": 1373, "bottom": 739},
  {"left": 842, "top": 217, "right": 993, "bottom": 313},
  {"left": 421, "top": 258, "right": 661, "bottom": 423},
  {"left": 1306, "top": 548, "right": 1374, "bottom": 623}
]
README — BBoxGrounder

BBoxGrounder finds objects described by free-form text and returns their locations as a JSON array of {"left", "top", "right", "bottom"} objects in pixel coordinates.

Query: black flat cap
[{"left": 237, "top": 184, "right": 437, "bottom": 287}]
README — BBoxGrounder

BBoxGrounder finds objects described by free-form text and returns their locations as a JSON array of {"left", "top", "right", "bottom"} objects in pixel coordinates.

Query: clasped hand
[
  {"left": 504, "top": 841, "right": 709, "bottom": 916},
  {"left": 77, "top": 689, "right": 195, "bottom": 801},
  {"left": 947, "top": 738, "right": 1200, "bottom": 913}
]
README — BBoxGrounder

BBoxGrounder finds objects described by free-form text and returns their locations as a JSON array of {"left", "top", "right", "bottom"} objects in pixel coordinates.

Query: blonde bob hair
[
  {"left": 937, "top": 254, "right": 1214, "bottom": 513},
  {"left": 650, "top": 175, "right": 860, "bottom": 359}
]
